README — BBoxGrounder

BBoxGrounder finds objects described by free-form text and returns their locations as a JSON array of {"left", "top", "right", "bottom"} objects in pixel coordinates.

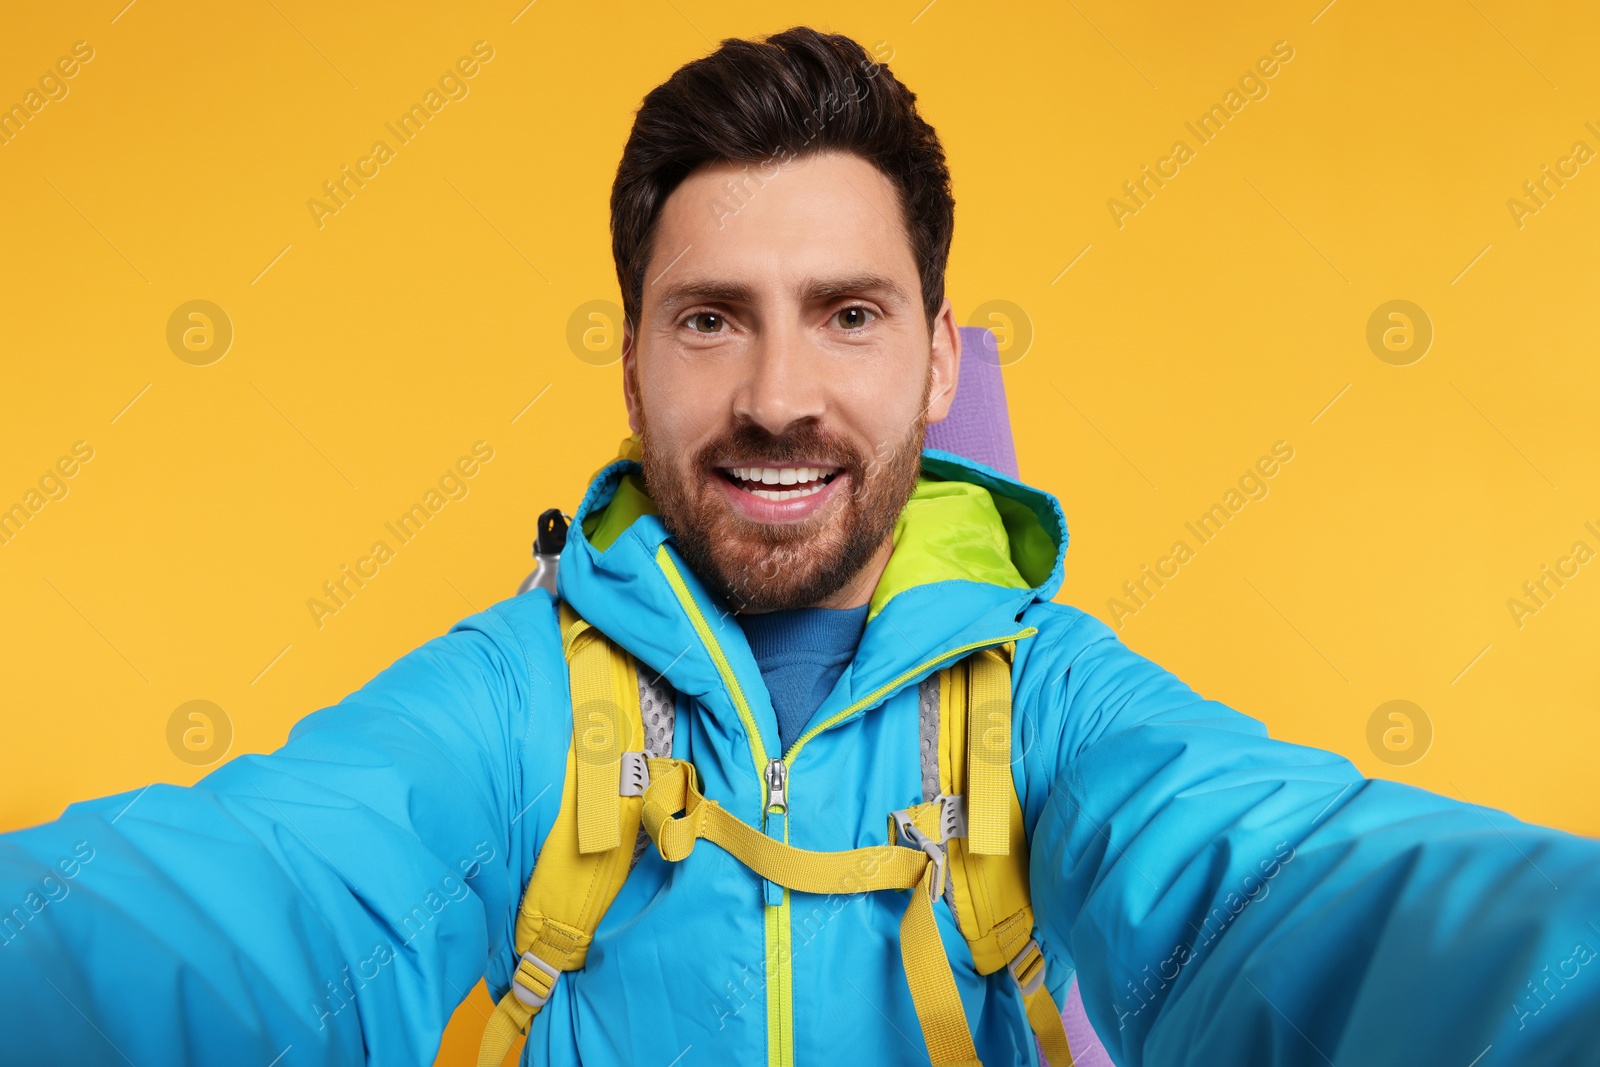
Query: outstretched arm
[
  {"left": 1019, "top": 607, "right": 1600, "bottom": 1067},
  {"left": 0, "top": 593, "right": 567, "bottom": 1066}
]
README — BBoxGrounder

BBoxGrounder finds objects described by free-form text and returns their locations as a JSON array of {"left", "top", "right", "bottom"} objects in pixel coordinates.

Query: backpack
[{"left": 476, "top": 600, "right": 1077, "bottom": 1067}]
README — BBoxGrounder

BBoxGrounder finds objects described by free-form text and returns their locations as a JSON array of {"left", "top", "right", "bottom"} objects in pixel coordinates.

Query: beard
[{"left": 640, "top": 401, "right": 927, "bottom": 615}]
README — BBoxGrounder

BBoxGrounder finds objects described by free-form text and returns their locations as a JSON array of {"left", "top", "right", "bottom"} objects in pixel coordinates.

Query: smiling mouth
[{"left": 718, "top": 465, "right": 842, "bottom": 501}]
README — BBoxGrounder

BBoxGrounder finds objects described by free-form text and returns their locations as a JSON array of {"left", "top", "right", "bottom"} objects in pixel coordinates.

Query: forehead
[{"left": 643, "top": 150, "right": 920, "bottom": 308}]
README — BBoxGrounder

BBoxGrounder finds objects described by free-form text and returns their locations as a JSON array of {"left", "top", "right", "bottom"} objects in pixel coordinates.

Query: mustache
[{"left": 696, "top": 424, "right": 863, "bottom": 472}]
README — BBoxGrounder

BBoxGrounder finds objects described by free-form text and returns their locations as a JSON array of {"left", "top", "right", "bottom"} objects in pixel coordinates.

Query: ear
[
  {"left": 925, "top": 297, "right": 961, "bottom": 425},
  {"left": 621, "top": 314, "right": 642, "bottom": 435}
]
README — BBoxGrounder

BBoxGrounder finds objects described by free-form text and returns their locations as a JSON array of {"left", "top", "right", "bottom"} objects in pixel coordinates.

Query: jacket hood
[{"left": 555, "top": 436, "right": 1069, "bottom": 761}]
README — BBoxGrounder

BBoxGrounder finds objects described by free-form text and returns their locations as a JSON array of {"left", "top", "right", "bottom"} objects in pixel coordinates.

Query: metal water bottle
[{"left": 516, "top": 509, "right": 570, "bottom": 596}]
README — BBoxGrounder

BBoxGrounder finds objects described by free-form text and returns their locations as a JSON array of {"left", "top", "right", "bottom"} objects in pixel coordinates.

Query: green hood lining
[
  {"left": 583, "top": 469, "right": 657, "bottom": 552},
  {"left": 579, "top": 461, "right": 1058, "bottom": 619}
]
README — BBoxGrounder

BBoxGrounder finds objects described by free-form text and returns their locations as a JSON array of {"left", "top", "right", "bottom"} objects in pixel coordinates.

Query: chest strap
[{"left": 642, "top": 756, "right": 983, "bottom": 1066}]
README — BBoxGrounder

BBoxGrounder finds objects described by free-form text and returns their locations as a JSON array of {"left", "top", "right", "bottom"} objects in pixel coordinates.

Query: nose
[{"left": 730, "top": 320, "right": 826, "bottom": 436}]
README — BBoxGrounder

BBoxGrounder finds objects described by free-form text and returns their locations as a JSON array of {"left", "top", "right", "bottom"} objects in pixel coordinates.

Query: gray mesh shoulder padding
[
  {"left": 919, "top": 674, "right": 941, "bottom": 804},
  {"left": 629, "top": 664, "right": 677, "bottom": 872},
  {"left": 918, "top": 672, "right": 964, "bottom": 928},
  {"left": 638, "top": 665, "right": 676, "bottom": 759}
]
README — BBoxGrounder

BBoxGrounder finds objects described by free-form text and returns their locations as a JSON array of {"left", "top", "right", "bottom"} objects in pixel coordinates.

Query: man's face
[{"left": 622, "top": 150, "right": 960, "bottom": 613}]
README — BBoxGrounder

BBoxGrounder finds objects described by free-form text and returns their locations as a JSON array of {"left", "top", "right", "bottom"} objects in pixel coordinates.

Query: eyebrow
[{"left": 653, "top": 272, "right": 913, "bottom": 314}]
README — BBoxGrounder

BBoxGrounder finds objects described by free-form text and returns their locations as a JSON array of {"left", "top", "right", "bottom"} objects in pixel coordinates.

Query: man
[{"left": 2, "top": 25, "right": 1597, "bottom": 1067}]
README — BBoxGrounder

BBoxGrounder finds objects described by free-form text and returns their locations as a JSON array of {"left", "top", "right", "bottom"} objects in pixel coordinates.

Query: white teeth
[
  {"left": 724, "top": 466, "right": 837, "bottom": 491},
  {"left": 749, "top": 482, "right": 826, "bottom": 501}
]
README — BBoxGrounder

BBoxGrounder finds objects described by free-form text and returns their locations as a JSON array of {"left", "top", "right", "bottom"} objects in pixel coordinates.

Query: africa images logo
[
  {"left": 1106, "top": 40, "right": 1296, "bottom": 229},
  {"left": 305, "top": 41, "right": 496, "bottom": 229}
]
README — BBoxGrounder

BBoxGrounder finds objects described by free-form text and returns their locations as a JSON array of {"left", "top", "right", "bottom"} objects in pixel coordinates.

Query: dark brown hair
[{"left": 609, "top": 26, "right": 954, "bottom": 333}]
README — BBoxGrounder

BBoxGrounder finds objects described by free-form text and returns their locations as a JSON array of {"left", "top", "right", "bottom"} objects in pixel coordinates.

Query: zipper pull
[
  {"left": 765, "top": 758, "right": 789, "bottom": 815},
  {"left": 763, "top": 758, "right": 788, "bottom": 907}
]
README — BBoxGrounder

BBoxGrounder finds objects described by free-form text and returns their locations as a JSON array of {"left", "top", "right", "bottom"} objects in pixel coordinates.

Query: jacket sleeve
[
  {"left": 1018, "top": 606, "right": 1600, "bottom": 1067},
  {"left": 0, "top": 593, "right": 569, "bottom": 1066}
]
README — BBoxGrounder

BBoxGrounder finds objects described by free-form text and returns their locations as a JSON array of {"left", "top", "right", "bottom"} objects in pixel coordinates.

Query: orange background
[{"left": 1, "top": 2, "right": 1596, "bottom": 1062}]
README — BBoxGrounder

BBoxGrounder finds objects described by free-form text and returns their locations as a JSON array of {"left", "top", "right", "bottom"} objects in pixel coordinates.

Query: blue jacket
[{"left": 3, "top": 449, "right": 1598, "bottom": 1066}]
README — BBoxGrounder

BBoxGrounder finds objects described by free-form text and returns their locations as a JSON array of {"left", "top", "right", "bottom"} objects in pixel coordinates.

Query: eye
[
  {"left": 684, "top": 311, "right": 725, "bottom": 334},
  {"left": 833, "top": 305, "right": 876, "bottom": 330}
]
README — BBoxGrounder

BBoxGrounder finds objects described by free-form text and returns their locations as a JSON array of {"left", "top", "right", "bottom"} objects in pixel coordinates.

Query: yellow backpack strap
[
  {"left": 965, "top": 649, "right": 1012, "bottom": 856},
  {"left": 477, "top": 603, "right": 649, "bottom": 1067},
  {"left": 567, "top": 606, "right": 644, "bottom": 854},
  {"left": 924, "top": 647, "right": 1076, "bottom": 1067}
]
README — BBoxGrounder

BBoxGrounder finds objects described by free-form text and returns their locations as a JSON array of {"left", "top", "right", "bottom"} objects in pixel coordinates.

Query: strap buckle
[
  {"left": 619, "top": 751, "right": 650, "bottom": 797},
  {"left": 891, "top": 808, "right": 947, "bottom": 905},
  {"left": 1007, "top": 938, "right": 1046, "bottom": 998},
  {"left": 937, "top": 793, "right": 968, "bottom": 841},
  {"left": 512, "top": 949, "right": 561, "bottom": 1009}
]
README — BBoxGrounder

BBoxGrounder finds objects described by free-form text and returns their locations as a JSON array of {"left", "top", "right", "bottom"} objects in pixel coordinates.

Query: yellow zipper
[
  {"left": 658, "top": 548, "right": 793, "bottom": 1066},
  {"left": 657, "top": 544, "right": 1036, "bottom": 1067},
  {"left": 656, "top": 548, "right": 770, "bottom": 774}
]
